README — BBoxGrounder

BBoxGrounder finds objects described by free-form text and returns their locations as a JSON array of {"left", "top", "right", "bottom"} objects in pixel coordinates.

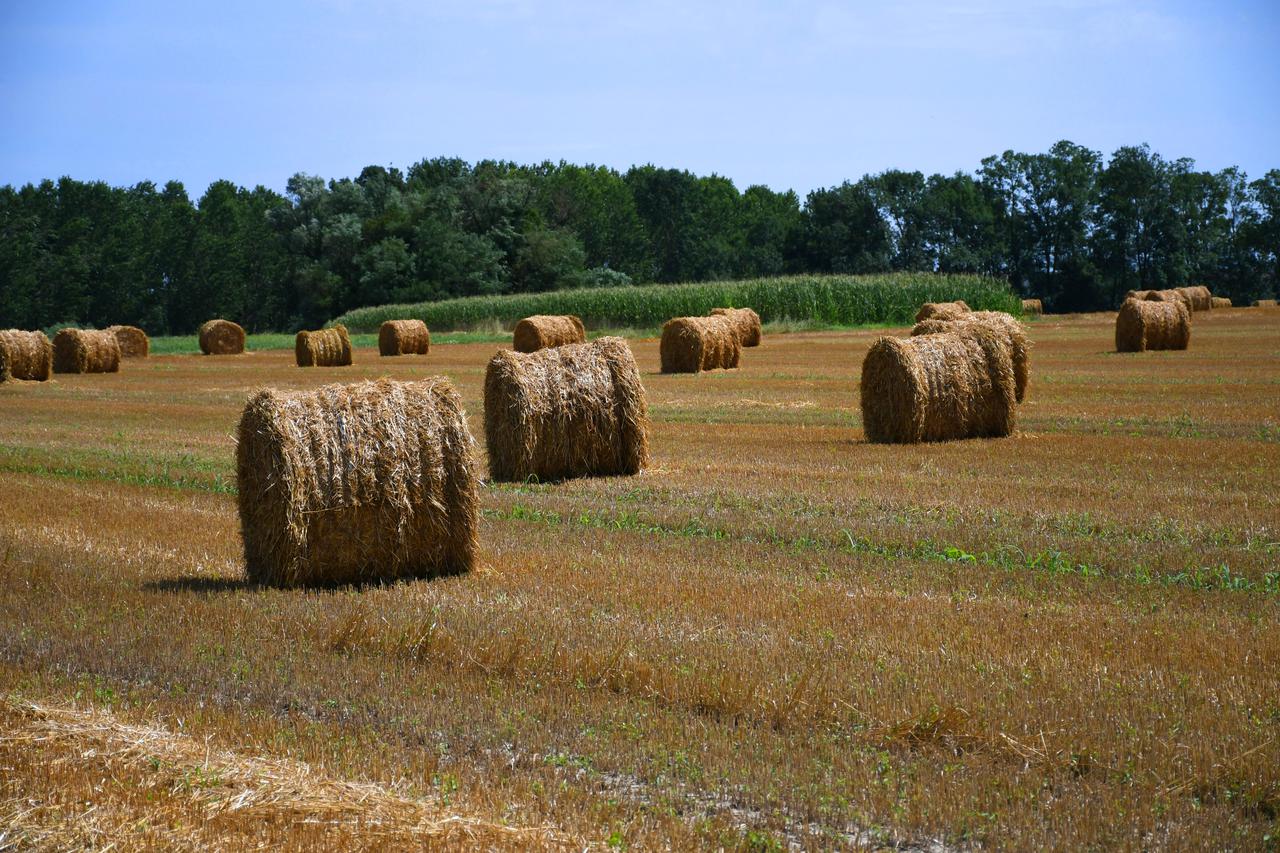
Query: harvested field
[{"left": 1, "top": 311, "right": 1278, "bottom": 850}]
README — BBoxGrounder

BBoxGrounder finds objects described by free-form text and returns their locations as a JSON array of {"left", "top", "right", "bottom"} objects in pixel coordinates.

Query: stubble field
[{"left": 1, "top": 308, "right": 1278, "bottom": 850}]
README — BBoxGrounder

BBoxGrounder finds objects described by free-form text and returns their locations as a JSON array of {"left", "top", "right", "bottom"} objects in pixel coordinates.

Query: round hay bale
[
  {"left": 914, "top": 301, "right": 971, "bottom": 323},
  {"left": 236, "top": 377, "right": 478, "bottom": 587},
  {"left": 295, "top": 325, "right": 353, "bottom": 367},
  {"left": 199, "top": 319, "right": 246, "bottom": 355},
  {"left": 1144, "top": 289, "right": 1193, "bottom": 311},
  {"left": 379, "top": 319, "right": 431, "bottom": 356},
  {"left": 660, "top": 315, "right": 740, "bottom": 373},
  {"left": 709, "top": 307, "right": 762, "bottom": 347},
  {"left": 1210, "top": 296, "right": 1232, "bottom": 309},
  {"left": 484, "top": 337, "right": 649, "bottom": 482},
  {"left": 1177, "top": 286, "right": 1212, "bottom": 312},
  {"left": 0, "top": 330, "right": 53, "bottom": 383},
  {"left": 107, "top": 325, "right": 150, "bottom": 358},
  {"left": 911, "top": 310, "right": 1030, "bottom": 403},
  {"left": 52, "top": 329, "right": 121, "bottom": 374},
  {"left": 860, "top": 327, "right": 1016, "bottom": 444},
  {"left": 512, "top": 315, "right": 586, "bottom": 353},
  {"left": 1125, "top": 289, "right": 1157, "bottom": 302},
  {"left": 1115, "top": 298, "right": 1191, "bottom": 352},
  {"left": 1253, "top": 299, "right": 1277, "bottom": 308},
  {"left": 1021, "top": 298, "right": 1043, "bottom": 316}
]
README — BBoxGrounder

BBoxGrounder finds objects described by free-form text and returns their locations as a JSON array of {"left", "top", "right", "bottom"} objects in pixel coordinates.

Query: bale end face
[
  {"left": 0, "top": 330, "right": 53, "bottom": 382},
  {"left": 107, "top": 325, "right": 150, "bottom": 358},
  {"left": 199, "top": 320, "right": 246, "bottom": 355},
  {"left": 379, "top": 320, "right": 430, "bottom": 356},
  {"left": 51, "top": 329, "right": 121, "bottom": 374}
]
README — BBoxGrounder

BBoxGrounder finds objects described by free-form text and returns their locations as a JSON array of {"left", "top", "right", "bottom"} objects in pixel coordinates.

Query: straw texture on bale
[
  {"left": 378, "top": 319, "right": 430, "bottom": 356},
  {"left": 512, "top": 315, "right": 585, "bottom": 353},
  {"left": 709, "top": 306, "right": 762, "bottom": 347},
  {"left": 199, "top": 319, "right": 246, "bottom": 355},
  {"left": 911, "top": 310, "right": 1030, "bottom": 403},
  {"left": 1021, "top": 298, "right": 1043, "bottom": 316},
  {"left": 484, "top": 336, "right": 649, "bottom": 482},
  {"left": 1210, "top": 296, "right": 1232, "bottom": 309},
  {"left": 107, "top": 325, "right": 149, "bottom": 358},
  {"left": 1144, "top": 289, "right": 1193, "bottom": 311},
  {"left": 1254, "top": 299, "right": 1277, "bottom": 308},
  {"left": 0, "top": 330, "right": 52, "bottom": 383},
  {"left": 52, "top": 329, "right": 121, "bottom": 374},
  {"left": 660, "top": 315, "right": 741, "bottom": 373},
  {"left": 914, "top": 300, "right": 971, "bottom": 323},
  {"left": 236, "top": 378, "right": 478, "bottom": 587},
  {"left": 860, "top": 327, "right": 1016, "bottom": 444},
  {"left": 1115, "top": 298, "right": 1191, "bottom": 352},
  {"left": 296, "top": 325, "right": 353, "bottom": 367},
  {"left": 1178, "top": 286, "right": 1212, "bottom": 311},
  {"left": 1125, "top": 289, "right": 1157, "bottom": 302}
]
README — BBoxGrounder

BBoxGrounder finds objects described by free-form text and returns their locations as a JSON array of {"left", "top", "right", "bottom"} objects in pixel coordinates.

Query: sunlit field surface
[{"left": 2, "top": 308, "right": 1278, "bottom": 850}]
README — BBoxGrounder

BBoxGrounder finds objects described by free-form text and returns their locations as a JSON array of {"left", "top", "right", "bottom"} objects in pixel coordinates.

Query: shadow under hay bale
[
  {"left": 860, "top": 327, "right": 1016, "bottom": 444},
  {"left": 709, "top": 307, "right": 762, "bottom": 347},
  {"left": 1178, "top": 286, "right": 1212, "bottom": 312},
  {"left": 199, "top": 319, "right": 246, "bottom": 355},
  {"left": 52, "top": 329, "right": 121, "bottom": 374},
  {"left": 296, "top": 325, "right": 353, "bottom": 367},
  {"left": 911, "top": 311, "right": 1030, "bottom": 403},
  {"left": 660, "top": 315, "right": 740, "bottom": 373},
  {"left": 1115, "top": 298, "right": 1191, "bottom": 352},
  {"left": 0, "top": 330, "right": 53, "bottom": 383},
  {"left": 379, "top": 319, "right": 430, "bottom": 356},
  {"left": 512, "top": 315, "right": 585, "bottom": 353},
  {"left": 485, "top": 336, "right": 649, "bottom": 482},
  {"left": 1021, "top": 298, "right": 1043, "bottom": 316},
  {"left": 236, "top": 378, "right": 478, "bottom": 587},
  {"left": 914, "top": 301, "right": 971, "bottom": 323},
  {"left": 107, "top": 325, "right": 149, "bottom": 358},
  {"left": 1210, "top": 297, "right": 1232, "bottom": 309}
]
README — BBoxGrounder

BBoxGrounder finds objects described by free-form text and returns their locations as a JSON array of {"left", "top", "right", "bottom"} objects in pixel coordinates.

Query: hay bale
[
  {"left": 1210, "top": 296, "right": 1232, "bottom": 309},
  {"left": 911, "top": 311, "right": 1030, "bottom": 403},
  {"left": 914, "top": 301, "right": 971, "bottom": 323},
  {"left": 860, "top": 327, "right": 1016, "bottom": 444},
  {"left": 295, "top": 325, "right": 353, "bottom": 367},
  {"left": 1177, "top": 285, "right": 1212, "bottom": 311},
  {"left": 512, "top": 315, "right": 586, "bottom": 353},
  {"left": 709, "top": 307, "right": 762, "bottom": 347},
  {"left": 1021, "top": 298, "right": 1043, "bottom": 316},
  {"left": 107, "top": 325, "right": 149, "bottom": 358},
  {"left": 1145, "top": 289, "right": 1193, "bottom": 311},
  {"left": 199, "top": 319, "right": 246, "bottom": 355},
  {"left": 1125, "top": 289, "right": 1157, "bottom": 302},
  {"left": 1254, "top": 299, "right": 1277, "bottom": 308},
  {"left": 1115, "top": 298, "right": 1191, "bottom": 352},
  {"left": 52, "top": 329, "right": 121, "bottom": 374},
  {"left": 660, "top": 315, "right": 740, "bottom": 373},
  {"left": 379, "top": 319, "right": 431, "bottom": 356},
  {"left": 236, "top": 378, "right": 478, "bottom": 587},
  {"left": 484, "top": 337, "right": 649, "bottom": 482},
  {"left": 0, "top": 330, "right": 53, "bottom": 383}
]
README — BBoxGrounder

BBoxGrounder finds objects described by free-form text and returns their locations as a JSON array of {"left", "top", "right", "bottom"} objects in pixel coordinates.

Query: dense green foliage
[
  {"left": 1, "top": 141, "right": 1276, "bottom": 333},
  {"left": 335, "top": 273, "right": 1020, "bottom": 332}
]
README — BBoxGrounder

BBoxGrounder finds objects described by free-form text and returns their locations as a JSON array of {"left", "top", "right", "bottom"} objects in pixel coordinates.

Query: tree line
[{"left": 1, "top": 140, "right": 1276, "bottom": 334}]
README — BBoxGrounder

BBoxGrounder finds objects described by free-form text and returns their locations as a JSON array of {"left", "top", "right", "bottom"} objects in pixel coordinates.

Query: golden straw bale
[
  {"left": 295, "top": 325, "right": 353, "bottom": 367},
  {"left": 1115, "top": 298, "right": 1191, "bottom": 352},
  {"left": 911, "top": 310, "right": 1030, "bottom": 403},
  {"left": 709, "top": 307, "right": 762, "bottom": 347},
  {"left": 199, "top": 320, "right": 246, "bottom": 355},
  {"left": 1125, "top": 289, "right": 1156, "bottom": 302},
  {"left": 1210, "top": 297, "right": 1232, "bottom": 309},
  {"left": 52, "top": 329, "right": 121, "bottom": 374},
  {"left": 379, "top": 319, "right": 430, "bottom": 356},
  {"left": 914, "top": 301, "right": 971, "bottom": 323},
  {"left": 860, "top": 327, "right": 1016, "bottom": 444},
  {"left": 1145, "top": 289, "right": 1193, "bottom": 311},
  {"left": 0, "top": 330, "right": 53, "bottom": 382},
  {"left": 236, "top": 378, "right": 478, "bottom": 587},
  {"left": 1177, "top": 286, "right": 1212, "bottom": 311},
  {"left": 107, "top": 325, "right": 150, "bottom": 358},
  {"left": 1253, "top": 299, "right": 1277, "bottom": 308},
  {"left": 659, "top": 316, "right": 740, "bottom": 373},
  {"left": 1021, "top": 298, "right": 1043, "bottom": 316},
  {"left": 512, "top": 315, "right": 586, "bottom": 353},
  {"left": 484, "top": 337, "right": 649, "bottom": 482}
]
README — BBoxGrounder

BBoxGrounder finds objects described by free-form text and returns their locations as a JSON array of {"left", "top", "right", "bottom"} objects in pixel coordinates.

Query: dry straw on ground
[
  {"left": 379, "top": 319, "right": 431, "bottom": 356},
  {"left": 660, "top": 315, "right": 740, "bottom": 373},
  {"left": 0, "top": 330, "right": 52, "bottom": 383},
  {"left": 484, "top": 336, "right": 649, "bottom": 482},
  {"left": 236, "top": 378, "right": 478, "bottom": 587},
  {"left": 199, "top": 319, "right": 245, "bottom": 355},
  {"left": 51, "top": 329, "right": 121, "bottom": 374},
  {"left": 1021, "top": 298, "right": 1043, "bottom": 316},
  {"left": 107, "top": 325, "right": 149, "bottom": 358},
  {"left": 1115, "top": 297, "right": 1191, "bottom": 352},
  {"left": 914, "top": 301, "right": 971, "bottom": 323},
  {"left": 1178, "top": 286, "right": 1212, "bottom": 311},
  {"left": 1211, "top": 297, "right": 1233, "bottom": 309},
  {"left": 912, "top": 310, "right": 1030, "bottom": 403},
  {"left": 295, "top": 325, "right": 353, "bottom": 367},
  {"left": 709, "top": 307, "right": 762, "bottom": 347},
  {"left": 860, "top": 327, "right": 1016, "bottom": 443},
  {"left": 512, "top": 315, "right": 586, "bottom": 353}
]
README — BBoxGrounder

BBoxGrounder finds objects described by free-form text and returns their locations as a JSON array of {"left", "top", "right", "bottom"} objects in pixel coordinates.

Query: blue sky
[{"left": 2, "top": 1, "right": 1276, "bottom": 198}]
